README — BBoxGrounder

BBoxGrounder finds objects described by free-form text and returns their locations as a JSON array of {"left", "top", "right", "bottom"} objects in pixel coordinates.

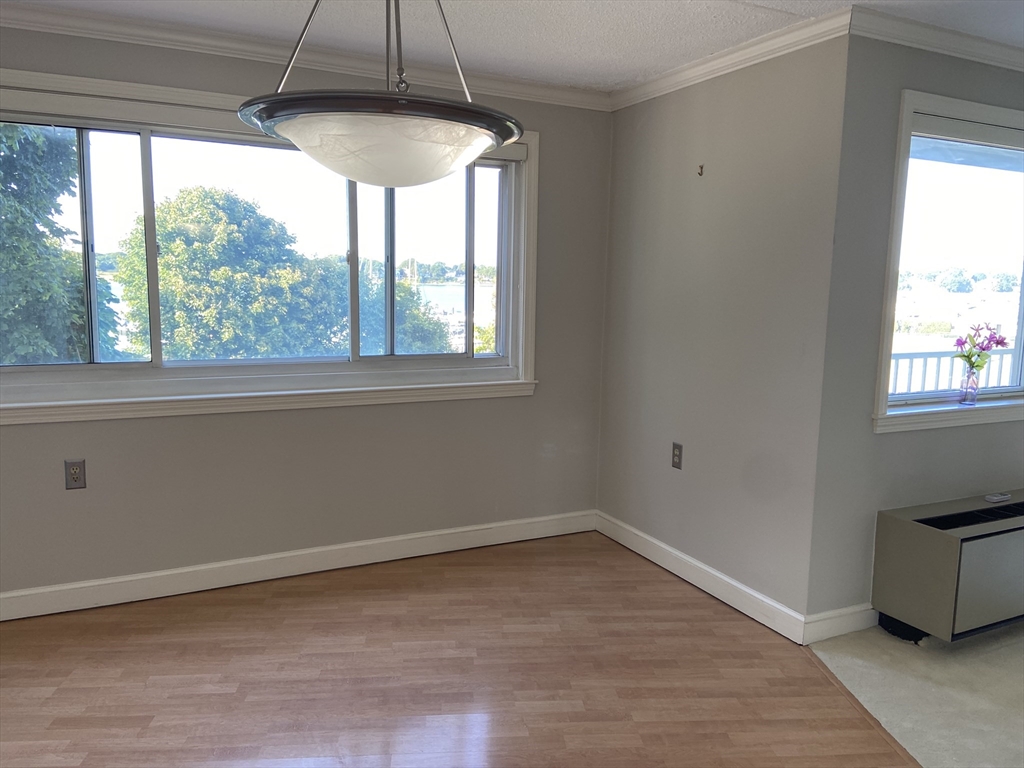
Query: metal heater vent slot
[{"left": 917, "top": 502, "right": 1024, "bottom": 531}]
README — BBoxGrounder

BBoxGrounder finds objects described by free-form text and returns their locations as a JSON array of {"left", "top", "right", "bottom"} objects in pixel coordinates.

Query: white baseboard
[
  {"left": 0, "top": 510, "right": 598, "bottom": 621},
  {"left": 802, "top": 603, "right": 878, "bottom": 644},
  {"left": 0, "top": 507, "right": 875, "bottom": 645},
  {"left": 595, "top": 511, "right": 808, "bottom": 643}
]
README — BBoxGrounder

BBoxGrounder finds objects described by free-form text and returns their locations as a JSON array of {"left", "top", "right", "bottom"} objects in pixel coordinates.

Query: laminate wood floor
[{"left": 1, "top": 532, "right": 918, "bottom": 768}]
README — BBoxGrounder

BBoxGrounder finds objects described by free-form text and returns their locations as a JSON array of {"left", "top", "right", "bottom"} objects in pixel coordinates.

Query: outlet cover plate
[
  {"left": 65, "top": 459, "right": 86, "bottom": 490},
  {"left": 672, "top": 443, "right": 683, "bottom": 470}
]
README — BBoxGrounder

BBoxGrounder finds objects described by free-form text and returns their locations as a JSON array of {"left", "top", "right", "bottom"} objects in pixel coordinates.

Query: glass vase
[{"left": 959, "top": 367, "right": 980, "bottom": 405}]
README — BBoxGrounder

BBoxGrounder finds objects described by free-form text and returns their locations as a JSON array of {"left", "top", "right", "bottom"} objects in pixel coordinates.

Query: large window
[
  {"left": 876, "top": 92, "right": 1024, "bottom": 430},
  {"left": 0, "top": 100, "right": 535, "bottom": 422}
]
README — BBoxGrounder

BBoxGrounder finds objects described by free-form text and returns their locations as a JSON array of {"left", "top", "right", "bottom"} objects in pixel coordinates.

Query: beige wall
[
  {"left": 807, "top": 37, "right": 1024, "bottom": 615},
  {"left": 0, "top": 29, "right": 612, "bottom": 591},
  {"left": 597, "top": 38, "right": 850, "bottom": 614}
]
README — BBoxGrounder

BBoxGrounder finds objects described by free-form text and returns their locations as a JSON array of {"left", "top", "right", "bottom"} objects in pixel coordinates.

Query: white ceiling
[{"left": 6, "top": 0, "right": 1024, "bottom": 91}]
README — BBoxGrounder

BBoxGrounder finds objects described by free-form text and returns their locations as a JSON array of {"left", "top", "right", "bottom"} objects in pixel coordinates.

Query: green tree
[
  {"left": 0, "top": 123, "right": 88, "bottom": 364},
  {"left": 939, "top": 268, "right": 972, "bottom": 293},
  {"left": 473, "top": 279, "right": 498, "bottom": 354},
  {"left": 0, "top": 124, "right": 126, "bottom": 364},
  {"left": 395, "top": 281, "right": 453, "bottom": 353},
  {"left": 915, "top": 321, "right": 953, "bottom": 334},
  {"left": 95, "top": 251, "right": 122, "bottom": 271},
  {"left": 474, "top": 321, "right": 496, "bottom": 354},
  {"left": 119, "top": 187, "right": 348, "bottom": 360},
  {"left": 58, "top": 247, "right": 127, "bottom": 362},
  {"left": 992, "top": 272, "right": 1021, "bottom": 293},
  {"left": 118, "top": 186, "right": 451, "bottom": 360},
  {"left": 428, "top": 261, "right": 446, "bottom": 283},
  {"left": 358, "top": 257, "right": 452, "bottom": 354}
]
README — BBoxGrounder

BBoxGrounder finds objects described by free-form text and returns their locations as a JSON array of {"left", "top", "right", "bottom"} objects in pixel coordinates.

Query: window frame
[
  {"left": 348, "top": 159, "right": 513, "bottom": 361},
  {"left": 873, "top": 90, "right": 1024, "bottom": 434},
  {"left": 0, "top": 72, "right": 538, "bottom": 424}
]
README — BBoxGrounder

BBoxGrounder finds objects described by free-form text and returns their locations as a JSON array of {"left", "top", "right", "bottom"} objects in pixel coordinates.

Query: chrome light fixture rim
[{"left": 239, "top": 90, "right": 523, "bottom": 147}]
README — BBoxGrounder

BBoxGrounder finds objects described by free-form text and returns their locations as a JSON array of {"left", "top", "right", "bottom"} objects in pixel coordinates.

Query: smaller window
[
  {"left": 0, "top": 123, "right": 149, "bottom": 365},
  {"left": 876, "top": 92, "right": 1024, "bottom": 431}
]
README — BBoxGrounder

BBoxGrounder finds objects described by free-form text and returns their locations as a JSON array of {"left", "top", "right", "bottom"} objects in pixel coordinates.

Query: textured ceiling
[{"left": 6, "top": 0, "right": 1024, "bottom": 91}]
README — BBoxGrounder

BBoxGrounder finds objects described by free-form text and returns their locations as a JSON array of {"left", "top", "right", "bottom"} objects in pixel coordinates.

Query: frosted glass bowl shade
[
  {"left": 239, "top": 90, "right": 523, "bottom": 188},
  {"left": 276, "top": 113, "right": 495, "bottom": 188}
]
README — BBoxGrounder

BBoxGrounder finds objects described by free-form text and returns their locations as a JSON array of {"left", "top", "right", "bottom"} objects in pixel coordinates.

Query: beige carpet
[{"left": 812, "top": 623, "right": 1024, "bottom": 768}]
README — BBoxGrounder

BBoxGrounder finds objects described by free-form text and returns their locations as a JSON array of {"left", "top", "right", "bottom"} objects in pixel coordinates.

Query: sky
[
  {"left": 63, "top": 128, "right": 1016, "bottom": 279},
  {"left": 892, "top": 140, "right": 1024, "bottom": 358},
  {"left": 151, "top": 136, "right": 349, "bottom": 258},
  {"left": 56, "top": 129, "right": 500, "bottom": 270},
  {"left": 899, "top": 147, "right": 1024, "bottom": 278}
]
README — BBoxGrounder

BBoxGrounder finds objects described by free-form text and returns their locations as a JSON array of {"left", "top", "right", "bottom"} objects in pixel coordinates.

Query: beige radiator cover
[{"left": 872, "top": 490, "right": 1024, "bottom": 642}]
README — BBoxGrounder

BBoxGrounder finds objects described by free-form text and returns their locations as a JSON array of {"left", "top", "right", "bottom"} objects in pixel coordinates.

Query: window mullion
[
  {"left": 1014, "top": 271, "right": 1024, "bottom": 387},
  {"left": 465, "top": 164, "right": 475, "bottom": 357},
  {"left": 497, "top": 164, "right": 511, "bottom": 357},
  {"left": 77, "top": 128, "right": 100, "bottom": 364},
  {"left": 139, "top": 129, "right": 163, "bottom": 367},
  {"left": 347, "top": 179, "right": 360, "bottom": 363},
  {"left": 385, "top": 187, "right": 396, "bottom": 356}
]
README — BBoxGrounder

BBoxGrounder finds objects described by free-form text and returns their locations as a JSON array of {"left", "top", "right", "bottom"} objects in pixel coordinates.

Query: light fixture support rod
[
  {"left": 434, "top": 0, "right": 472, "bottom": 102},
  {"left": 386, "top": 0, "right": 392, "bottom": 90},
  {"left": 394, "top": 0, "right": 409, "bottom": 91},
  {"left": 277, "top": 0, "right": 324, "bottom": 93}
]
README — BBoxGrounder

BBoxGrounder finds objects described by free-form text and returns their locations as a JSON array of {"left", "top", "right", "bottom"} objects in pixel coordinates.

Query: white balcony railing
[{"left": 889, "top": 348, "right": 1017, "bottom": 396}]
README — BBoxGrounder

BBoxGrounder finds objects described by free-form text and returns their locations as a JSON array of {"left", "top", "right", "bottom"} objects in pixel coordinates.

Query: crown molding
[
  {"left": 850, "top": 7, "right": 1024, "bottom": 72},
  {"left": 0, "top": 2, "right": 613, "bottom": 112},
  {"left": 1, "top": 2, "right": 1020, "bottom": 115},
  {"left": 609, "top": 10, "right": 852, "bottom": 111}
]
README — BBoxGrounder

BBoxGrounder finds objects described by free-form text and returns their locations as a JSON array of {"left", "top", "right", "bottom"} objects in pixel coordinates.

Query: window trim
[
  {"left": 873, "top": 90, "right": 1024, "bottom": 434},
  {"left": 0, "top": 70, "right": 538, "bottom": 424}
]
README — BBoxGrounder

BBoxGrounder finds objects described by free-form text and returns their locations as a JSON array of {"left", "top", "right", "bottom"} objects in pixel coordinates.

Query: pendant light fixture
[{"left": 239, "top": 0, "right": 523, "bottom": 188}]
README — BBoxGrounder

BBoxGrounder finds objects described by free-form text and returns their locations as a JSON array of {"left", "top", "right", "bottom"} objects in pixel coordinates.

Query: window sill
[
  {"left": 874, "top": 396, "right": 1024, "bottom": 433},
  {"left": 0, "top": 380, "right": 537, "bottom": 425}
]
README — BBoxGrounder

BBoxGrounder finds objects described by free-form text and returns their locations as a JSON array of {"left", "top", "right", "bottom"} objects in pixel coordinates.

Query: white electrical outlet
[{"left": 65, "top": 459, "right": 86, "bottom": 490}]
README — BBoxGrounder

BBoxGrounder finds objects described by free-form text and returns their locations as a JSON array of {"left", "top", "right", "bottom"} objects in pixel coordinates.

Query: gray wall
[
  {"left": 597, "top": 39, "right": 850, "bottom": 614},
  {"left": 0, "top": 29, "right": 612, "bottom": 591},
  {"left": 4, "top": 24, "right": 1021, "bottom": 622},
  {"left": 807, "top": 37, "right": 1024, "bottom": 614}
]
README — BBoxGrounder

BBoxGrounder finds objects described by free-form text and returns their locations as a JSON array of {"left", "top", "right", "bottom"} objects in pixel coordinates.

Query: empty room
[{"left": 1, "top": 1, "right": 1022, "bottom": 766}]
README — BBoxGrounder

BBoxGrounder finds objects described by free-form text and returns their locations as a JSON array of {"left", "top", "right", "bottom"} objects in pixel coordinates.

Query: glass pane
[
  {"left": 356, "top": 183, "right": 387, "bottom": 356},
  {"left": 87, "top": 130, "right": 150, "bottom": 362},
  {"left": 474, "top": 166, "right": 501, "bottom": 356},
  {"left": 890, "top": 136, "right": 1024, "bottom": 395},
  {"left": 394, "top": 172, "right": 466, "bottom": 355},
  {"left": 0, "top": 123, "right": 89, "bottom": 365},
  {"left": 150, "top": 136, "right": 349, "bottom": 362}
]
